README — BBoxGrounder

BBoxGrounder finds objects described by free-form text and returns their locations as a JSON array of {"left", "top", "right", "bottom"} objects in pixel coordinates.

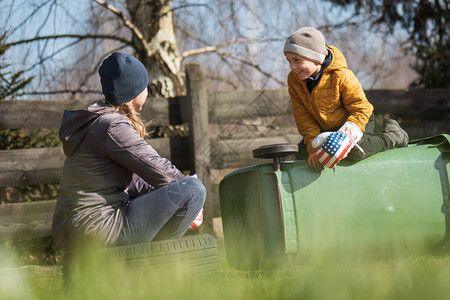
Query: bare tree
[{"left": 0, "top": 0, "right": 416, "bottom": 100}]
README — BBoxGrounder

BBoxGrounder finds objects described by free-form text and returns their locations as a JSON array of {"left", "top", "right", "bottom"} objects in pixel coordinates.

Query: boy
[{"left": 284, "top": 27, "right": 408, "bottom": 171}]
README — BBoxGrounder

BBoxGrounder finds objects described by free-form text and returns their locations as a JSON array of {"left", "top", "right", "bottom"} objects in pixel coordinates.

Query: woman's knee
[
  {"left": 182, "top": 177, "right": 206, "bottom": 205},
  {"left": 183, "top": 176, "right": 205, "bottom": 191}
]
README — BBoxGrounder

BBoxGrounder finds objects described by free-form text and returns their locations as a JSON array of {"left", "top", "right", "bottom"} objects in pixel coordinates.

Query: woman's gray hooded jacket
[{"left": 52, "top": 101, "right": 184, "bottom": 250}]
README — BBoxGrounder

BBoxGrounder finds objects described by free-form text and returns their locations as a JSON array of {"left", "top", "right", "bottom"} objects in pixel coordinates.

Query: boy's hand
[
  {"left": 312, "top": 122, "right": 363, "bottom": 169},
  {"left": 316, "top": 132, "right": 353, "bottom": 168},
  {"left": 308, "top": 152, "right": 324, "bottom": 172},
  {"left": 338, "top": 121, "right": 363, "bottom": 144}
]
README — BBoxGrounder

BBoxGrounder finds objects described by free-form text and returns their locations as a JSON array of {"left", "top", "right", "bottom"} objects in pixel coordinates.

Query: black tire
[{"left": 99, "top": 234, "right": 219, "bottom": 277}]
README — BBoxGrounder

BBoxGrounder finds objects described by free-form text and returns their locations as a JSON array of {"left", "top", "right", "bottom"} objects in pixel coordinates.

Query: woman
[{"left": 52, "top": 52, "right": 205, "bottom": 250}]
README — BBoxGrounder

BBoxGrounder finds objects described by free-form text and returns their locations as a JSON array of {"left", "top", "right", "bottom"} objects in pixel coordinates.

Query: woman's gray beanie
[
  {"left": 98, "top": 52, "right": 149, "bottom": 105},
  {"left": 284, "top": 27, "right": 328, "bottom": 63}
]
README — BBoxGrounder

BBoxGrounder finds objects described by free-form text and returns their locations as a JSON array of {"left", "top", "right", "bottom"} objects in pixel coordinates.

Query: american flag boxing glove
[{"left": 313, "top": 122, "right": 363, "bottom": 168}]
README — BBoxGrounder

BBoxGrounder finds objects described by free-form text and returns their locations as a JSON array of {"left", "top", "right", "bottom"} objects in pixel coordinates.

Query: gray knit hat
[
  {"left": 284, "top": 27, "right": 328, "bottom": 63},
  {"left": 98, "top": 52, "right": 149, "bottom": 105}
]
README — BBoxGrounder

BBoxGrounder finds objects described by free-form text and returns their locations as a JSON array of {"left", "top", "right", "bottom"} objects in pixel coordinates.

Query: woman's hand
[{"left": 308, "top": 152, "right": 324, "bottom": 172}]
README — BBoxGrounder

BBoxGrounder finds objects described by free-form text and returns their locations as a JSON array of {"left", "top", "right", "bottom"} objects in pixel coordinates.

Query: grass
[{"left": 1, "top": 239, "right": 450, "bottom": 300}]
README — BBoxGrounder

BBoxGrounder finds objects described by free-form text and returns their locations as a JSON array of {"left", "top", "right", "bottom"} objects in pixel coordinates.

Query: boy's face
[{"left": 285, "top": 52, "right": 322, "bottom": 80}]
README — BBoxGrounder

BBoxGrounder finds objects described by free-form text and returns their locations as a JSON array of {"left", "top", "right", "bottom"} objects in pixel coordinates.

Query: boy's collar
[{"left": 308, "top": 70, "right": 323, "bottom": 81}]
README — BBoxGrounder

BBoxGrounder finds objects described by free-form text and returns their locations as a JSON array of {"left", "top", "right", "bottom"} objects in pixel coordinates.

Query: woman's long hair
[{"left": 114, "top": 102, "right": 147, "bottom": 139}]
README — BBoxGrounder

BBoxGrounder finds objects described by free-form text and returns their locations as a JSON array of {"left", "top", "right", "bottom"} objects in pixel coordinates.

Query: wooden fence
[{"left": 0, "top": 63, "right": 449, "bottom": 241}]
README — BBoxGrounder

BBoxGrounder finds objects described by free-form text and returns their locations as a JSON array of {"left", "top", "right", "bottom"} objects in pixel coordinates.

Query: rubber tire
[
  {"left": 99, "top": 234, "right": 219, "bottom": 277},
  {"left": 252, "top": 143, "right": 298, "bottom": 159}
]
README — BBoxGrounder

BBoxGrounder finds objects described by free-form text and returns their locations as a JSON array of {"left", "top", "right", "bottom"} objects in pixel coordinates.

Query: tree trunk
[{"left": 126, "top": 0, "right": 183, "bottom": 97}]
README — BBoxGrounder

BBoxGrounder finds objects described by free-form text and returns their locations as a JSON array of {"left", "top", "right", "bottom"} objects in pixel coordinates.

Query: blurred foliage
[
  {"left": 3, "top": 243, "right": 450, "bottom": 299},
  {"left": 0, "top": 184, "right": 59, "bottom": 205},
  {"left": 0, "top": 32, "right": 33, "bottom": 100},
  {"left": 0, "top": 237, "right": 61, "bottom": 266},
  {"left": 0, "top": 129, "right": 61, "bottom": 150},
  {"left": 324, "top": 0, "right": 450, "bottom": 88},
  {"left": 150, "top": 124, "right": 189, "bottom": 138},
  {"left": 411, "top": 39, "right": 450, "bottom": 88}
]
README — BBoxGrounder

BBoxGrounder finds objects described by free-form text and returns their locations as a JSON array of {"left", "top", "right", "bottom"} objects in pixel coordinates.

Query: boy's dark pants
[{"left": 296, "top": 114, "right": 393, "bottom": 162}]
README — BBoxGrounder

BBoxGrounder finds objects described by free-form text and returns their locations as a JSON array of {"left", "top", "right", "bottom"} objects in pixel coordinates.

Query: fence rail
[
  {"left": 0, "top": 200, "right": 55, "bottom": 240},
  {"left": 0, "top": 98, "right": 171, "bottom": 130},
  {"left": 1, "top": 64, "right": 449, "bottom": 241}
]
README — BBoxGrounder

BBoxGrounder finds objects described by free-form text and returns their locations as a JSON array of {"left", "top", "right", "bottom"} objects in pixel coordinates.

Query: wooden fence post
[{"left": 182, "top": 64, "right": 213, "bottom": 234}]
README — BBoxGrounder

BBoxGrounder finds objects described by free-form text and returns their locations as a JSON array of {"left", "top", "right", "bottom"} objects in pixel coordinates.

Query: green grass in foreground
[{"left": 1, "top": 240, "right": 450, "bottom": 300}]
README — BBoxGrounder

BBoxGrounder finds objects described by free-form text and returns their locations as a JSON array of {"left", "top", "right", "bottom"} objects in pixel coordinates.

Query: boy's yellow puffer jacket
[{"left": 287, "top": 46, "right": 374, "bottom": 154}]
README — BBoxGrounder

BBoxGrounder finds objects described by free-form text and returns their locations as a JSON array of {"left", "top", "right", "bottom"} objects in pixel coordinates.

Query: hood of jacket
[
  {"left": 323, "top": 46, "right": 348, "bottom": 73},
  {"left": 59, "top": 101, "right": 115, "bottom": 156}
]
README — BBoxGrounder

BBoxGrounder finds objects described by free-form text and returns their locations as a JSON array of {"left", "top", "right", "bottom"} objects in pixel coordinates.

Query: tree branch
[
  {"left": 25, "top": 39, "right": 87, "bottom": 74},
  {"left": 171, "top": 3, "right": 210, "bottom": 13},
  {"left": 5, "top": 34, "right": 132, "bottom": 48},
  {"left": 175, "top": 24, "right": 209, "bottom": 46},
  {"left": 14, "top": 89, "right": 102, "bottom": 97},
  {"left": 6, "top": 0, "right": 54, "bottom": 37},
  {"left": 215, "top": 49, "right": 286, "bottom": 86},
  {"left": 204, "top": 74, "right": 239, "bottom": 89},
  {"left": 93, "top": 0, "right": 153, "bottom": 57},
  {"left": 176, "top": 24, "right": 285, "bottom": 86},
  {"left": 180, "top": 38, "right": 281, "bottom": 59}
]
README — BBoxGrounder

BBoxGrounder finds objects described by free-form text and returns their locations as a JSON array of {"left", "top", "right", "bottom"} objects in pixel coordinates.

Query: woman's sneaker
[
  {"left": 190, "top": 208, "right": 203, "bottom": 229},
  {"left": 383, "top": 119, "right": 409, "bottom": 148}
]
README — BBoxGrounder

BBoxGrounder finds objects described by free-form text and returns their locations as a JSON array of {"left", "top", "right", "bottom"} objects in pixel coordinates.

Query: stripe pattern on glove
[{"left": 316, "top": 132, "right": 353, "bottom": 168}]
